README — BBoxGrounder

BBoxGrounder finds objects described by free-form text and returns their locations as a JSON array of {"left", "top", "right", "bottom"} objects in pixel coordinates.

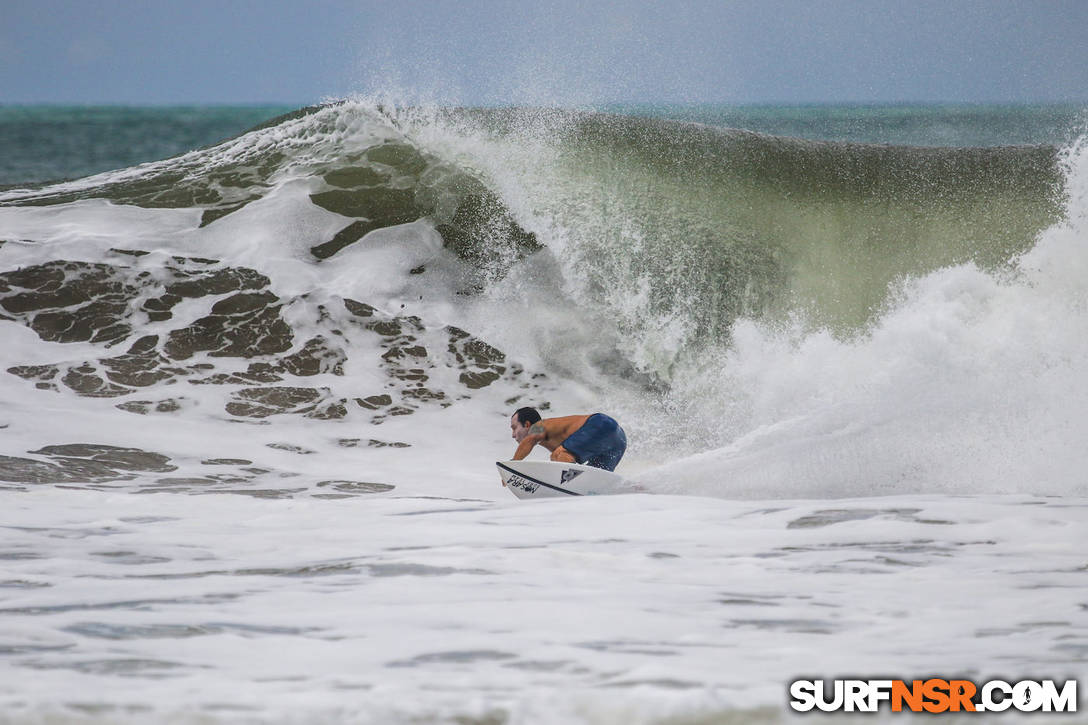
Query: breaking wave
[{"left": 0, "top": 99, "right": 1082, "bottom": 497}]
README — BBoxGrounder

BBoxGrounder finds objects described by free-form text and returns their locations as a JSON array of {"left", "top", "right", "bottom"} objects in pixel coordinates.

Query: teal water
[{"left": 0, "top": 105, "right": 293, "bottom": 187}]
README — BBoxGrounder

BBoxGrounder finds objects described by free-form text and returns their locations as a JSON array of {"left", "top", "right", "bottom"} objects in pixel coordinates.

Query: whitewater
[{"left": 0, "top": 100, "right": 1085, "bottom": 723}]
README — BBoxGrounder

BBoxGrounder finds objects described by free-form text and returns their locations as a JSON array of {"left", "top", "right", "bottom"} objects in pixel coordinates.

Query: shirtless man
[{"left": 509, "top": 407, "right": 627, "bottom": 472}]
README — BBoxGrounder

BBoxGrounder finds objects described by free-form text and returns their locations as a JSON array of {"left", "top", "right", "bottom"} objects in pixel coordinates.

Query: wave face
[{"left": 0, "top": 100, "right": 1083, "bottom": 497}]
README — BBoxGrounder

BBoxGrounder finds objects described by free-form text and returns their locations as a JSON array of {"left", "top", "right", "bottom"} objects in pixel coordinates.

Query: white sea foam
[{"left": 1, "top": 490, "right": 1085, "bottom": 724}]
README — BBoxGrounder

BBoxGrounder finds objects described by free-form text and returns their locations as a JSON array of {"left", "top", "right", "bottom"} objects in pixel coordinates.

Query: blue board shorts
[{"left": 561, "top": 413, "right": 627, "bottom": 471}]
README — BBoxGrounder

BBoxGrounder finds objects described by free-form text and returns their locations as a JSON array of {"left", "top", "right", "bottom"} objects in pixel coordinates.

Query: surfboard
[{"left": 496, "top": 460, "right": 642, "bottom": 499}]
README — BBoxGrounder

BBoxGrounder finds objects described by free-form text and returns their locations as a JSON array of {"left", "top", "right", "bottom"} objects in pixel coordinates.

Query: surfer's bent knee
[{"left": 551, "top": 446, "right": 576, "bottom": 463}]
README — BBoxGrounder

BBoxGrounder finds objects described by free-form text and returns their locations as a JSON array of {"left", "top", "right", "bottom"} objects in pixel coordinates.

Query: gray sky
[{"left": 2, "top": 0, "right": 1087, "bottom": 105}]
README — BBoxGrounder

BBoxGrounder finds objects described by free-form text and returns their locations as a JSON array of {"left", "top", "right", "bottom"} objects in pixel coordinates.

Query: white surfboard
[{"left": 496, "top": 460, "right": 642, "bottom": 499}]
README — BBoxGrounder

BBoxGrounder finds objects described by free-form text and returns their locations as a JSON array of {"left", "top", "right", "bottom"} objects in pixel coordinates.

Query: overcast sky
[{"left": 3, "top": 0, "right": 1087, "bottom": 106}]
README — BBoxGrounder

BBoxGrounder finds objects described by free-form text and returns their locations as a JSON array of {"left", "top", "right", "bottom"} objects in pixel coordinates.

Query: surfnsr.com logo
[{"left": 789, "top": 679, "right": 1078, "bottom": 713}]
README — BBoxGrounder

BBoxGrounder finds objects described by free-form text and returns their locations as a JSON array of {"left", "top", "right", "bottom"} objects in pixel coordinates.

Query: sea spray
[{"left": 643, "top": 134, "right": 1088, "bottom": 497}]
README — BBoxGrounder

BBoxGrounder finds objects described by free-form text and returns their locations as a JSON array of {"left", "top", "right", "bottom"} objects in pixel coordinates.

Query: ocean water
[
  {"left": 0, "top": 101, "right": 1086, "bottom": 724},
  {"left": 0, "top": 106, "right": 295, "bottom": 187}
]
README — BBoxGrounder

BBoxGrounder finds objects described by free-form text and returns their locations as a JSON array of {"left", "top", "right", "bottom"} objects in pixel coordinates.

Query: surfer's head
[{"left": 511, "top": 407, "right": 541, "bottom": 441}]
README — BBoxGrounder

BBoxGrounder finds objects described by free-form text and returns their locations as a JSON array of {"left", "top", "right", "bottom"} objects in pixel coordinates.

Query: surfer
[{"left": 509, "top": 407, "right": 627, "bottom": 471}]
